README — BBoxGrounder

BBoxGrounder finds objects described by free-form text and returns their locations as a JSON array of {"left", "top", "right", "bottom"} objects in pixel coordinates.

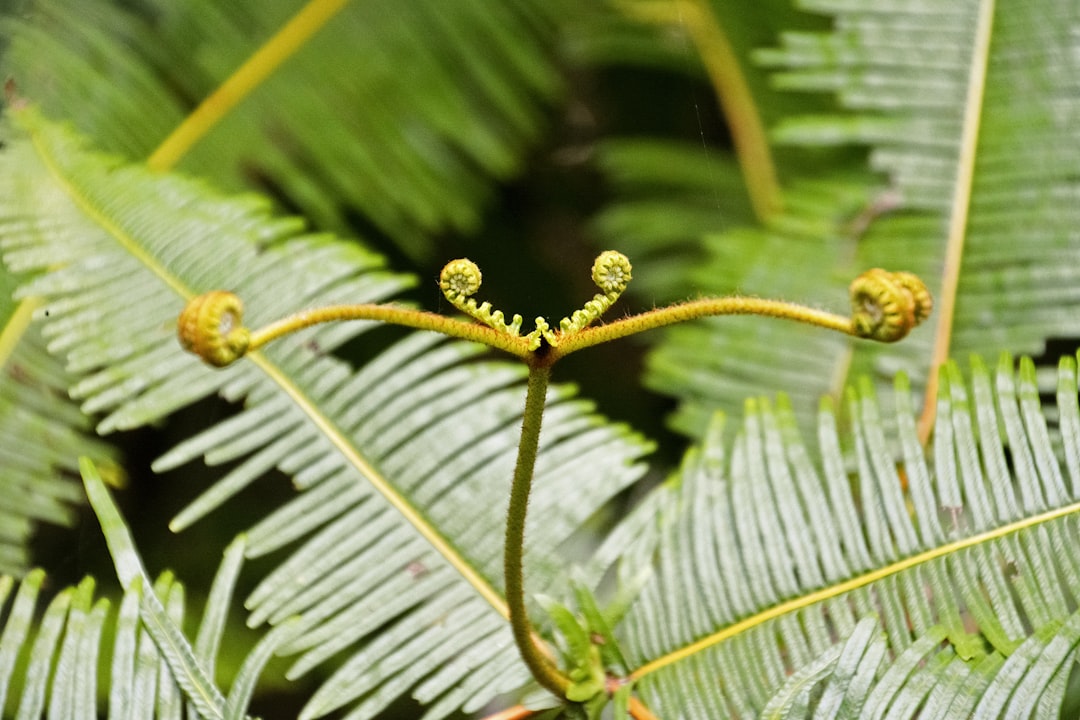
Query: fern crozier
[
  {"left": 439, "top": 258, "right": 482, "bottom": 299},
  {"left": 439, "top": 258, "right": 524, "bottom": 336},
  {"left": 591, "top": 250, "right": 632, "bottom": 294},
  {"left": 178, "top": 291, "right": 251, "bottom": 367},
  {"left": 555, "top": 251, "right": 633, "bottom": 336},
  {"left": 849, "top": 268, "right": 932, "bottom": 342},
  {"left": 892, "top": 271, "right": 933, "bottom": 325}
]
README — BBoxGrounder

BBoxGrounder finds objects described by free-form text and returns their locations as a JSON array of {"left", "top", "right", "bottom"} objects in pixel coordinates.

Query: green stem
[
  {"left": 248, "top": 303, "right": 532, "bottom": 359},
  {"left": 549, "top": 295, "right": 855, "bottom": 361},
  {"left": 505, "top": 363, "right": 570, "bottom": 697}
]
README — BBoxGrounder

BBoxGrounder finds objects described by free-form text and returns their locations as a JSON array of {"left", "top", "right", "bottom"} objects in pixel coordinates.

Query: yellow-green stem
[
  {"left": 505, "top": 363, "right": 570, "bottom": 697},
  {"left": 618, "top": 0, "right": 782, "bottom": 220},
  {"left": 147, "top": 0, "right": 351, "bottom": 170},
  {"left": 177, "top": 258, "right": 928, "bottom": 702},
  {"left": 548, "top": 295, "right": 854, "bottom": 361},
  {"left": 248, "top": 303, "right": 532, "bottom": 359}
]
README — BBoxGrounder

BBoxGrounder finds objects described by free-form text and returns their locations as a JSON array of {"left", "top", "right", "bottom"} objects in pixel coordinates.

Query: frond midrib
[
  {"left": 25, "top": 111, "right": 512, "bottom": 621},
  {"left": 629, "top": 495, "right": 1080, "bottom": 681}
]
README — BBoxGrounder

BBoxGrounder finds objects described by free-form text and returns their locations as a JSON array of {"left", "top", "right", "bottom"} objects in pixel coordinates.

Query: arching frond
[
  {"left": 0, "top": 461, "right": 267, "bottom": 719},
  {"left": 1, "top": 0, "right": 563, "bottom": 259},
  {"left": 608, "top": 353, "right": 1080, "bottom": 717},
  {"left": 763, "top": 0, "right": 1080, "bottom": 394},
  {"left": 0, "top": 112, "right": 653, "bottom": 719},
  {"left": 606, "top": 0, "right": 1080, "bottom": 438},
  {"left": 0, "top": 266, "right": 115, "bottom": 576}
]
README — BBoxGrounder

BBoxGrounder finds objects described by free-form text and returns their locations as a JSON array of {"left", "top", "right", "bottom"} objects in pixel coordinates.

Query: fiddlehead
[
  {"left": 556, "top": 251, "right": 633, "bottom": 336},
  {"left": 177, "top": 291, "right": 250, "bottom": 367},
  {"left": 440, "top": 258, "right": 524, "bottom": 337},
  {"left": 439, "top": 257, "right": 482, "bottom": 298},
  {"left": 591, "top": 249, "right": 633, "bottom": 295},
  {"left": 849, "top": 268, "right": 933, "bottom": 342},
  {"left": 438, "top": 253, "right": 633, "bottom": 351}
]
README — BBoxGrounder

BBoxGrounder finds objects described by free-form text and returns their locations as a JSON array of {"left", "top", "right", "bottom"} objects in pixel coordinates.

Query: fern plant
[{"left": 1, "top": 0, "right": 1080, "bottom": 718}]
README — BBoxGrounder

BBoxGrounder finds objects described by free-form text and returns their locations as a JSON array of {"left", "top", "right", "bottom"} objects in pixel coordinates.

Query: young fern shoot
[{"left": 176, "top": 251, "right": 931, "bottom": 707}]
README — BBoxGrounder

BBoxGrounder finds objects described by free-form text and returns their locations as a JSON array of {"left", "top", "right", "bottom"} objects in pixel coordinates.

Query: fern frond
[
  {"left": 762, "top": 0, "right": 1080, "bottom": 409},
  {"left": 1, "top": 0, "right": 563, "bottom": 259},
  {"left": 0, "top": 112, "right": 654, "bottom": 719},
  {"left": 606, "top": 0, "right": 1080, "bottom": 438},
  {"left": 608, "top": 353, "right": 1080, "bottom": 717},
  {"left": 0, "top": 266, "right": 115, "bottom": 576},
  {"left": 0, "top": 0, "right": 186, "bottom": 157},
  {"left": 0, "top": 460, "right": 283, "bottom": 719}
]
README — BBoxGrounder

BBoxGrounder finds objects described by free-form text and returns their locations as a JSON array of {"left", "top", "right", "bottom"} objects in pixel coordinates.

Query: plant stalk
[
  {"left": 248, "top": 303, "right": 532, "bottom": 359},
  {"left": 505, "top": 363, "right": 570, "bottom": 697},
  {"left": 549, "top": 295, "right": 855, "bottom": 361}
]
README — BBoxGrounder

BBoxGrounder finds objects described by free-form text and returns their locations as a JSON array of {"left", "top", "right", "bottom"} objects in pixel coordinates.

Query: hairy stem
[
  {"left": 549, "top": 295, "right": 855, "bottom": 361},
  {"left": 248, "top": 303, "right": 532, "bottom": 359},
  {"left": 505, "top": 363, "right": 570, "bottom": 697}
]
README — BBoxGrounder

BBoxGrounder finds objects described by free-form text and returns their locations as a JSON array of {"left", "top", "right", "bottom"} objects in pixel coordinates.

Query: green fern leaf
[
  {"left": 606, "top": 353, "right": 1080, "bottom": 717},
  {"left": 83, "top": 457, "right": 229, "bottom": 717},
  {"left": 603, "top": 0, "right": 1080, "bottom": 437},
  {"left": 0, "top": 460, "right": 285, "bottom": 719},
  {"left": 0, "top": 111, "right": 653, "bottom": 719},
  {"left": 0, "top": 265, "right": 116, "bottom": 576},
  {"left": 1, "top": 0, "right": 563, "bottom": 259}
]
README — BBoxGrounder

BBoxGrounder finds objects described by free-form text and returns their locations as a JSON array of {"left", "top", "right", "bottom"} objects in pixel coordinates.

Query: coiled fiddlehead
[
  {"left": 556, "top": 251, "right": 633, "bottom": 336},
  {"left": 438, "top": 254, "right": 634, "bottom": 351},
  {"left": 439, "top": 258, "right": 525, "bottom": 337},
  {"left": 591, "top": 250, "right": 633, "bottom": 294},
  {"left": 177, "top": 291, "right": 251, "bottom": 367},
  {"left": 849, "top": 268, "right": 933, "bottom": 342}
]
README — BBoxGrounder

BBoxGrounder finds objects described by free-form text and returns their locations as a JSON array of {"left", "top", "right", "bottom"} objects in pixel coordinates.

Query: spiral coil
[
  {"left": 849, "top": 268, "right": 932, "bottom": 342},
  {"left": 178, "top": 291, "right": 251, "bottom": 367},
  {"left": 557, "top": 251, "right": 633, "bottom": 336},
  {"left": 439, "top": 258, "right": 524, "bottom": 337}
]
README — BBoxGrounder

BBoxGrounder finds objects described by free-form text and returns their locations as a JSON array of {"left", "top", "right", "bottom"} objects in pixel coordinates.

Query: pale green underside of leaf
[
  {"left": 0, "top": 112, "right": 653, "bottom": 720},
  {"left": 0, "top": 570, "right": 213, "bottom": 720},
  {"left": 610, "top": 353, "right": 1080, "bottom": 718},
  {"left": 609, "top": 0, "right": 1080, "bottom": 439},
  {"left": 0, "top": 467, "right": 273, "bottom": 720},
  {"left": 0, "top": 0, "right": 563, "bottom": 260},
  {"left": 0, "top": 266, "right": 114, "bottom": 577}
]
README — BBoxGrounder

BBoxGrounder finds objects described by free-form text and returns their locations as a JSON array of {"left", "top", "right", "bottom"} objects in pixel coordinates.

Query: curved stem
[
  {"left": 549, "top": 295, "right": 854, "bottom": 361},
  {"left": 617, "top": 0, "right": 782, "bottom": 220},
  {"left": 505, "top": 363, "right": 570, "bottom": 697},
  {"left": 248, "top": 303, "right": 532, "bottom": 359}
]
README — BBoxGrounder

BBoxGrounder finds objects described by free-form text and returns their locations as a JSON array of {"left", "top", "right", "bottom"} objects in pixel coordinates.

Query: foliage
[
  {"left": 599, "top": 0, "right": 1080, "bottom": 438},
  {"left": 0, "top": 271, "right": 115, "bottom": 576},
  {"left": 1, "top": 0, "right": 1080, "bottom": 719}
]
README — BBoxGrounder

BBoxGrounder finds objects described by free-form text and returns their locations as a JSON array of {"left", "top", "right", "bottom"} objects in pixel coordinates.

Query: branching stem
[
  {"left": 504, "top": 363, "right": 570, "bottom": 696},
  {"left": 177, "top": 253, "right": 930, "bottom": 705}
]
